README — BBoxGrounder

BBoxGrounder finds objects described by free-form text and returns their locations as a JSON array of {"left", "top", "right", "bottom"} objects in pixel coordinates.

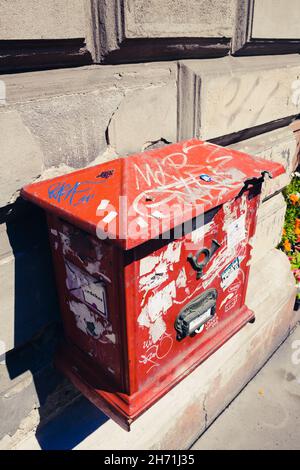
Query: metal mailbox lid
[{"left": 21, "top": 139, "right": 285, "bottom": 250}]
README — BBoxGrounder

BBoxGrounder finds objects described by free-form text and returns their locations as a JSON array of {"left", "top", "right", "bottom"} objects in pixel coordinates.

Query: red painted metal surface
[{"left": 21, "top": 139, "right": 285, "bottom": 430}]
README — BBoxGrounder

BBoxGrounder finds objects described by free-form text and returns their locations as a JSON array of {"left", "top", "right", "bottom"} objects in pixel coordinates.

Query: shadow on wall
[
  {"left": 4, "top": 199, "right": 59, "bottom": 346},
  {"left": 2, "top": 198, "right": 108, "bottom": 449}
]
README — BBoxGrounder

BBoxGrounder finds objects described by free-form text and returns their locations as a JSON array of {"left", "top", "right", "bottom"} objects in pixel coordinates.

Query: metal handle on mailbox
[{"left": 187, "top": 239, "right": 220, "bottom": 279}]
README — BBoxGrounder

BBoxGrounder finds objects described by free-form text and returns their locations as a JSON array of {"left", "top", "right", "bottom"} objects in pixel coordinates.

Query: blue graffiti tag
[
  {"left": 48, "top": 180, "right": 105, "bottom": 207},
  {"left": 97, "top": 169, "right": 114, "bottom": 179}
]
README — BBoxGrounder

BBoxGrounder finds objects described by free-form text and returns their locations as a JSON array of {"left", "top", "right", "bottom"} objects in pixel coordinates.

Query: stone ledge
[
  {"left": 1, "top": 64, "right": 175, "bottom": 103},
  {"left": 229, "top": 124, "right": 298, "bottom": 199},
  {"left": 251, "top": 193, "right": 286, "bottom": 264},
  {"left": 178, "top": 55, "right": 300, "bottom": 141}
]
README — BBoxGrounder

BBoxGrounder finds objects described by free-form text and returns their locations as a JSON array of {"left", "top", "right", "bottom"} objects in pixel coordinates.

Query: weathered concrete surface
[
  {"left": 108, "top": 84, "right": 176, "bottom": 154},
  {"left": 178, "top": 55, "right": 300, "bottom": 141},
  {"left": 251, "top": 193, "right": 286, "bottom": 264},
  {"left": 0, "top": 371, "right": 39, "bottom": 444},
  {"left": 0, "top": 0, "right": 87, "bottom": 40},
  {"left": 124, "top": 0, "right": 235, "bottom": 38},
  {"left": 0, "top": 63, "right": 176, "bottom": 206},
  {"left": 0, "top": 322, "right": 79, "bottom": 446},
  {"left": 12, "top": 249, "right": 297, "bottom": 450},
  {"left": 252, "top": 0, "right": 300, "bottom": 39},
  {"left": 0, "top": 111, "right": 43, "bottom": 206},
  {"left": 229, "top": 124, "right": 299, "bottom": 199},
  {"left": 192, "top": 324, "right": 300, "bottom": 450}
]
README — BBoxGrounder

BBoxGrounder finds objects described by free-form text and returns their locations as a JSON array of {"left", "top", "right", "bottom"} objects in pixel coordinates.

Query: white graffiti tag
[{"left": 139, "top": 333, "right": 173, "bottom": 374}]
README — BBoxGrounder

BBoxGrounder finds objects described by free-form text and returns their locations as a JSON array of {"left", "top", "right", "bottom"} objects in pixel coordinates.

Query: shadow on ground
[{"left": 35, "top": 396, "right": 108, "bottom": 450}]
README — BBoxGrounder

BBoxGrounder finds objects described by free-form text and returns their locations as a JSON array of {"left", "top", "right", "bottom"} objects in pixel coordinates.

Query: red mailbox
[{"left": 22, "top": 139, "right": 284, "bottom": 430}]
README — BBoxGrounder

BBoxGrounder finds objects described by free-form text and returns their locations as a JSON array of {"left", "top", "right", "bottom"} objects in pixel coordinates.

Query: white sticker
[
  {"left": 227, "top": 214, "right": 246, "bottom": 249},
  {"left": 97, "top": 199, "right": 110, "bottom": 211},
  {"left": 82, "top": 282, "right": 107, "bottom": 317},
  {"left": 221, "top": 258, "right": 240, "bottom": 290}
]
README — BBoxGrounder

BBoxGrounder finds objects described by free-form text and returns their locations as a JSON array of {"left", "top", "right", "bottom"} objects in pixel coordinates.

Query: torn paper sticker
[
  {"left": 65, "top": 260, "right": 108, "bottom": 318},
  {"left": 227, "top": 214, "right": 246, "bottom": 250}
]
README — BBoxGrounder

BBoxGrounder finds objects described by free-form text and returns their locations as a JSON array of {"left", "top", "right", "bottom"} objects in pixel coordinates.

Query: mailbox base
[{"left": 55, "top": 305, "right": 254, "bottom": 431}]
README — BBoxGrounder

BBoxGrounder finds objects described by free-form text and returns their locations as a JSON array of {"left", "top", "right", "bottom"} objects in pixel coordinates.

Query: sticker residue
[
  {"left": 138, "top": 281, "right": 176, "bottom": 343},
  {"left": 65, "top": 260, "right": 108, "bottom": 318},
  {"left": 69, "top": 300, "right": 115, "bottom": 343},
  {"left": 227, "top": 214, "right": 246, "bottom": 250}
]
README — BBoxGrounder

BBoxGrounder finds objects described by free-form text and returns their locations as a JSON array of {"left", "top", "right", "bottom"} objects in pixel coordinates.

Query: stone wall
[{"left": 0, "top": 0, "right": 299, "bottom": 446}]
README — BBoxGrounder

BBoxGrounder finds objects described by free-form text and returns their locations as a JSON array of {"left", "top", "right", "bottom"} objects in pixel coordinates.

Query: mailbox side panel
[{"left": 46, "top": 214, "right": 129, "bottom": 392}]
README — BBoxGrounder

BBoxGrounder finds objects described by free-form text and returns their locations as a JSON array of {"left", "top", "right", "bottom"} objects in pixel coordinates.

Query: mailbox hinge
[{"left": 239, "top": 170, "right": 272, "bottom": 198}]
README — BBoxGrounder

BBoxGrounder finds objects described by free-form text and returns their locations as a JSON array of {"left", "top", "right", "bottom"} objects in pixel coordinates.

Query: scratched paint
[
  {"left": 139, "top": 241, "right": 182, "bottom": 293},
  {"left": 220, "top": 292, "right": 235, "bottom": 309},
  {"left": 58, "top": 222, "right": 113, "bottom": 284},
  {"left": 190, "top": 221, "right": 214, "bottom": 244},
  {"left": 176, "top": 267, "right": 187, "bottom": 289},
  {"left": 224, "top": 294, "right": 238, "bottom": 312},
  {"left": 138, "top": 281, "right": 176, "bottom": 344}
]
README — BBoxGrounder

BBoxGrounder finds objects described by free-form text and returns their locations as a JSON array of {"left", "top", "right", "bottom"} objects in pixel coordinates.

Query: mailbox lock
[
  {"left": 187, "top": 239, "right": 220, "bottom": 279},
  {"left": 175, "top": 289, "right": 218, "bottom": 341}
]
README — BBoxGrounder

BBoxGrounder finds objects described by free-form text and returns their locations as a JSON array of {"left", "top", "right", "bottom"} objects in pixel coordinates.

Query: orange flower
[
  {"left": 283, "top": 239, "right": 292, "bottom": 252},
  {"left": 282, "top": 228, "right": 287, "bottom": 236},
  {"left": 289, "top": 194, "right": 299, "bottom": 205},
  {"left": 295, "top": 227, "right": 300, "bottom": 236},
  {"left": 296, "top": 218, "right": 300, "bottom": 228}
]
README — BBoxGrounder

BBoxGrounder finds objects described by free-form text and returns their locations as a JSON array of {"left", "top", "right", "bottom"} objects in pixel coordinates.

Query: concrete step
[{"left": 11, "top": 249, "right": 298, "bottom": 450}]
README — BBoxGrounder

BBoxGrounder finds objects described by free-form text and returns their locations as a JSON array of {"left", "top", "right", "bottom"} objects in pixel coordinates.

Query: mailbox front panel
[{"left": 128, "top": 191, "right": 257, "bottom": 392}]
